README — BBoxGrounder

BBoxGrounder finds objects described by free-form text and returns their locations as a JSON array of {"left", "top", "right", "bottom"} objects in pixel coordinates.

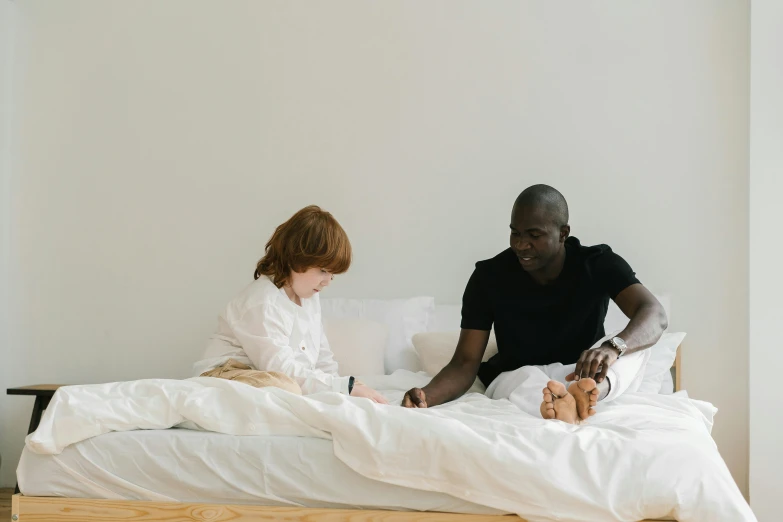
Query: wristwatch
[{"left": 605, "top": 336, "right": 628, "bottom": 357}]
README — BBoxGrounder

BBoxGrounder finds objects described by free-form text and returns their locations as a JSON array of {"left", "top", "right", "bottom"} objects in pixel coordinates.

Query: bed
[{"left": 12, "top": 299, "right": 755, "bottom": 522}]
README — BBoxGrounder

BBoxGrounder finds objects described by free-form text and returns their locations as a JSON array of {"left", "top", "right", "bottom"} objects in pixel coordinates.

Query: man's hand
[
  {"left": 400, "top": 329, "right": 489, "bottom": 408},
  {"left": 567, "top": 345, "right": 619, "bottom": 383},
  {"left": 401, "top": 387, "right": 427, "bottom": 408}
]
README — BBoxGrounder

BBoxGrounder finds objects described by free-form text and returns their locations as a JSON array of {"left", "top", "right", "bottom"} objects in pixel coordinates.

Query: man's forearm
[
  {"left": 422, "top": 362, "right": 480, "bottom": 407},
  {"left": 617, "top": 303, "right": 668, "bottom": 355}
]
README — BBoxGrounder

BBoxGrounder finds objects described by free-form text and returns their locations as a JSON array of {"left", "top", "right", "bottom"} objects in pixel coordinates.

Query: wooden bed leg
[{"left": 11, "top": 493, "right": 20, "bottom": 521}]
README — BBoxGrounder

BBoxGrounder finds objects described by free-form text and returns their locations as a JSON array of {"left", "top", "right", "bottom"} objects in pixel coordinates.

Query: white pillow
[
  {"left": 321, "top": 297, "right": 435, "bottom": 373},
  {"left": 638, "top": 332, "right": 686, "bottom": 393},
  {"left": 322, "top": 318, "right": 388, "bottom": 377},
  {"left": 659, "top": 369, "right": 675, "bottom": 394},
  {"left": 412, "top": 330, "right": 499, "bottom": 377},
  {"left": 413, "top": 329, "right": 684, "bottom": 395}
]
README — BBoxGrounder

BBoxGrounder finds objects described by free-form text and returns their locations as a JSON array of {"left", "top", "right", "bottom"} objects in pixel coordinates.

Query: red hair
[{"left": 254, "top": 206, "right": 352, "bottom": 287}]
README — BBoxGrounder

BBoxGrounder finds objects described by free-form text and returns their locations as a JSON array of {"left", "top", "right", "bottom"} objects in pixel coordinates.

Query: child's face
[{"left": 290, "top": 267, "right": 333, "bottom": 299}]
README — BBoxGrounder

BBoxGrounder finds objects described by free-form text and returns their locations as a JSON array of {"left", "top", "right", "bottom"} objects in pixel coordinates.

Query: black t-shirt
[{"left": 461, "top": 237, "right": 640, "bottom": 386}]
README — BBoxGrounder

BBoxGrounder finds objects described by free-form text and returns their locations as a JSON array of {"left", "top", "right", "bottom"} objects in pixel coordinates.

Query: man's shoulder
[
  {"left": 567, "top": 237, "right": 618, "bottom": 261},
  {"left": 474, "top": 248, "right": 517, "bottom": 273},
  {"left": 568, "top": 237, "right": 637, "bottom": 286}
]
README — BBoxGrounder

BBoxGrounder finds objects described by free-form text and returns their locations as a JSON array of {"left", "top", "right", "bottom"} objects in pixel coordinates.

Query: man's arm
[
  {"left": 401, "top": 329, "right": 490, "bottom": 408},
  {"left": 612, "top": 283, "right": 669, "bottom": 354},
  {"left": 573, "top": 283, "right": 668, "bottom": 382}
]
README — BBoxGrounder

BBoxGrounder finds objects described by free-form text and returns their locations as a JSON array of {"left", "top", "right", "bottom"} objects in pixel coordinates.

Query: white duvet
[{"left": 25, "top": 371, "right": 755, "bottom": 522}]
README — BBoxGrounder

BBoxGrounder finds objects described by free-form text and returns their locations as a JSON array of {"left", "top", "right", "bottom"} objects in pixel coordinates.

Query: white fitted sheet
[{"left": 18, "top": 428, "right": 502, "bottom": 514}]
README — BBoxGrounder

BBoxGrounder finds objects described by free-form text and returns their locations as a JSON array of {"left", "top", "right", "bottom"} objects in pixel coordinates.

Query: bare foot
[
  {"left": 568, "top": 378, "right": 599, "bottom": 421},
  {"left": 540, "top": 381, "right": 579, "bottom": 424}
]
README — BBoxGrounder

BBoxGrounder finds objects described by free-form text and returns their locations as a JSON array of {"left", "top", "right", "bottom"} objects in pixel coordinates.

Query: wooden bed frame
[{"left": 11, "top": 345, "right": 683, "bottom": 522}]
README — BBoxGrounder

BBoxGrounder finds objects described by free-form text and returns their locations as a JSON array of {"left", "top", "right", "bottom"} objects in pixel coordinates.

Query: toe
[
  {"left": 577, "top": 378, "right": 597, "bottom": 393},
  {"left": 540, "top": 400, "right": 556, "bottom": 419},
  {"left": 547, "top": 380, "right": 568, "bottom": 398}
]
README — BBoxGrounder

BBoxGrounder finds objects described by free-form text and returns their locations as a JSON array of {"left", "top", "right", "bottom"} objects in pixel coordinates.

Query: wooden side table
[{"left": 6, "top": 384, "right": 66, "bottom": 494}]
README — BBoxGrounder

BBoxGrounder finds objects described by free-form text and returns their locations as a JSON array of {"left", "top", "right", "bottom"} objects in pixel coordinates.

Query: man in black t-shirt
[{"left": 402, "top": 185, "right": 668, "bottom": 424}]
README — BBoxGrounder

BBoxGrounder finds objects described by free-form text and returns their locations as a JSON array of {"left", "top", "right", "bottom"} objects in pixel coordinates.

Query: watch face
[{"left": 612, "top": 337, "right": 627, "bottom": 349}]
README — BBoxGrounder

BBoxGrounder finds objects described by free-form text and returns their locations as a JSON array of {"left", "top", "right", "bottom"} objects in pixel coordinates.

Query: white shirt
[{"left": 193, "top": 275, "right": 350, "bottom": 395}]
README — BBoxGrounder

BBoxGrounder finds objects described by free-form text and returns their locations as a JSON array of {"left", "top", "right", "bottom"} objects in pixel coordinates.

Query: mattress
[{"left": 18, "top": 428, "right": 503, "bottom": 514}]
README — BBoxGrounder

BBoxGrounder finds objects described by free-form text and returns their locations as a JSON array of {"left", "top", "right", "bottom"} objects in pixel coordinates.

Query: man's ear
[{"left": 560, "top": 225, "right": 571, "bottom": 243}]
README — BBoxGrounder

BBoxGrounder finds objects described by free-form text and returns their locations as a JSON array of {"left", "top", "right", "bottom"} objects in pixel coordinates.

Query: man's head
[{"left": 510, "top": 185, "right": 570, "bottom": 272}]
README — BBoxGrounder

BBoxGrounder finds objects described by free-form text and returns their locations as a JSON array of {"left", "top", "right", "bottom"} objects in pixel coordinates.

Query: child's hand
[{"left": 350, "top": 383, "right": 389, "bottom": 404}]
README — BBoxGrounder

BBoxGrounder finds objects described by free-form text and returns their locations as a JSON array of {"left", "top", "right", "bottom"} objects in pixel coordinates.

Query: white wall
[
  {"left": 749, "top": 1, "right": 783, "bottom": 519},
  {"left": 0, "top": 0, "right": 20, "bottom": 476},
  {"left": 1, "top": 0, "right": 750, "bottom": 495}
]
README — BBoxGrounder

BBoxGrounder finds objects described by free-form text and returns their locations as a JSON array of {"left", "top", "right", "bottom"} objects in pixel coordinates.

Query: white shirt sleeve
[
  {"left": 230, "top": 303, "right": 350, "bottom": 395},
  {"left": 316, "top": 327, "right": 341, "bottom": 377}
]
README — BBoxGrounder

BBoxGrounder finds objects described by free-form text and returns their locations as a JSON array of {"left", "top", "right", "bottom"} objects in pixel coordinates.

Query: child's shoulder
[{"left": 226, "top": 276, "right": 293, "bottom": 318}]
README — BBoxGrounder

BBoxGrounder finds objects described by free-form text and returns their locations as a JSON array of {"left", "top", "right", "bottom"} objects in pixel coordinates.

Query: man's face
[{"left": 509, "top": 205, "right": 567, "bottom": 272}]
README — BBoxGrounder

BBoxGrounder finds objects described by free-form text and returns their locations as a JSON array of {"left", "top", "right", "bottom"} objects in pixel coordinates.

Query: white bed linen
[
  {"left": 18, "top": 429, "right": 498, "bottom": 513},
  {"left": 23, "top": 372, "right": 755, "bottom": 522}
]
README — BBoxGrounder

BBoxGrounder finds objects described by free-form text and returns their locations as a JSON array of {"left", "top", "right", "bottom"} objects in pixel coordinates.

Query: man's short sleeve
[
  {"left": 460, "top": 265, "right": 494, "bottom": 330},
  {"left": 592, "top": 248, "right": 641, "bottom": 299}
]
